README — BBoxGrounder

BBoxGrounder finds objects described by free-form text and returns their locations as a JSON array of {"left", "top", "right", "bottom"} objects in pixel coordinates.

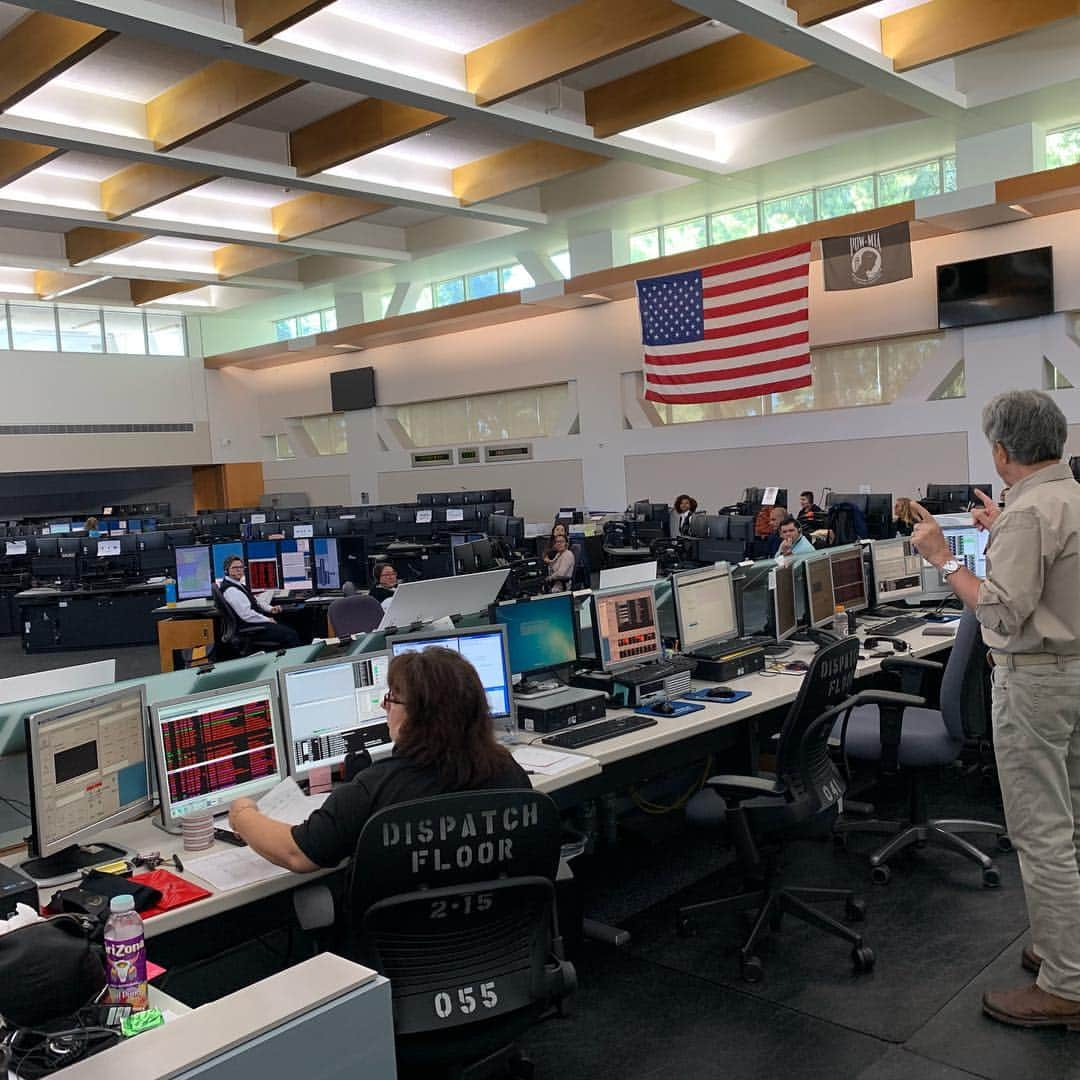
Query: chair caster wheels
[
  {"left": 675, "top": 916, "right": 695, "bottom": 937},
  {"left": 870, "top": 864, "right": 891, "bottom": 885},
  {"left": 845, "top": 897, "right": 867, "bottom": 923},
  {"left": 997, "top": 835, "right": 1012, "bottom": 852},
  {"left": 982, "top": 866, "right": 1001, "bottom": 888},
  {"left": 852, "top": 945, "right": 875, "bottom": 974},
  {"left": 740, "top": 955, "right": 764, "bottom": 983}
]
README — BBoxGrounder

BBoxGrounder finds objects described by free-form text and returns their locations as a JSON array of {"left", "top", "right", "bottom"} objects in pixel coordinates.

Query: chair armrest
[
  {"left": 835, "top": 689, "right": 928, "bottom": 772},
  {"left": 850, "top": 689, "right": 927, "bottom": 710},
  {"left": 881, "top": 657, "right": 943, "bottom": 677},
  {"left": 705, "top": 773, "right": 785, "bottom": 805}
]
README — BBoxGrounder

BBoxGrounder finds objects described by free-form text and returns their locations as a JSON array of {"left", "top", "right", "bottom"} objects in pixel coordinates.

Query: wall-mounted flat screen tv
[{"left": 937, "top": 247, "right": 1053, "bottom": 329}]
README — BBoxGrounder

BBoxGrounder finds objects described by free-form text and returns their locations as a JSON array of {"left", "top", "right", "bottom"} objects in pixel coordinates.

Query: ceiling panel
[
  {"left": 0, "top": 2, "right": 28, "bottom": 36},
  {"left": 194, "top": 178, "right": 293, "bottom": 207},
  {"left": 368, "top": 118, "right": 523, "bottom": 169},
  {"left": 240, "top": 83, "right": 366, "bottom": 132},
  {"left": 363, "top": 206, "right": 445, "bottom": 227},
  {"left": 39, "top": 154, "right": 126, "bottom": 183},
  {"left": 49, "top": 37, "right": 211, "bottom": 102}
]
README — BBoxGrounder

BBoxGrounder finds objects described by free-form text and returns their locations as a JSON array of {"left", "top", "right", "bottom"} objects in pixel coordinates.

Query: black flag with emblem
[{"left": 822, "top": 221, "right": 912, "bottom": 291}]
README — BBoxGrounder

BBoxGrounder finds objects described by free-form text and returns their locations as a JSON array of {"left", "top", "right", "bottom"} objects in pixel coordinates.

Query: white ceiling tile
[
  {"left": 50, "top": 37, "right": 210, "bottom": 102},
  {"left": 241, "top": 84, "right": 365, "bottom": 132}
]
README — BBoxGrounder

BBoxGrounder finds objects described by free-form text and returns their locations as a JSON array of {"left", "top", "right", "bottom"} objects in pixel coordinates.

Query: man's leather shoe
[
  {"left": 983, "top": 983, "right": 1080, "bottom": 1030},
  {"left": 1022, "top": 945, "right": 1042, "bottom": 974}
]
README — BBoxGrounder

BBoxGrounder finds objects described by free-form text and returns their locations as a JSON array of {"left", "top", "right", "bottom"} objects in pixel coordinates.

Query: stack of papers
[
  {"left": 511, "top": 745, "right": 589, "bottom": 777},
  {"left": 256, "top": 778, "right": 329, "bottom": 826}
]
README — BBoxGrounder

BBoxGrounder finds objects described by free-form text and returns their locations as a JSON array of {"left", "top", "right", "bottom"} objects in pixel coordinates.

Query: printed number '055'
[{"left": 433, "top": 981, "right": 498, "bottom": 1019}]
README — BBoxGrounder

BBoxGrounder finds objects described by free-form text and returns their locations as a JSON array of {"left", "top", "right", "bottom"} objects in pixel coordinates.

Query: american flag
[{"left": 636, "top": 242, "right": 812, "bottom": 404}]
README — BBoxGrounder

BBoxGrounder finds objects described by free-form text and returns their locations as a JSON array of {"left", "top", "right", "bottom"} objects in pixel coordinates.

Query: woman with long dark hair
[{"left": 228, "top": 647, "right": 530, "bottom": 870}]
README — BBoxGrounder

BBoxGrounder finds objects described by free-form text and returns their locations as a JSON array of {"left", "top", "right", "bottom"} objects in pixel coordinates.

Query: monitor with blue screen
[
  {"left": 492, "top": 594, "right": 577, "bottom": 677},
  {"left": 387, "top": 625, "right": 513, "bottom": 721},
  {"left": 175, "top": 545, "right": 213, "bottom": 600},
  {"left": 210, "top": 541, "right": 244, "bottom": 580},
  {"left": 313, "top": 537, "right": 340, "bottom": 589}
]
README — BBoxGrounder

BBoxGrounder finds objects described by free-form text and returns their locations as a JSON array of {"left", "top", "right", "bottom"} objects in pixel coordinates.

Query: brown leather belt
[{"left": 988, "top": 651, "right": 1080, "bottom": 668}]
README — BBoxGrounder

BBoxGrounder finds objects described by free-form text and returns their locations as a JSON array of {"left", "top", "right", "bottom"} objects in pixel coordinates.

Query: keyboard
[
  {"left": 542, "top": 714, "right": 658, "bottom": 749},
  {"left": 690, "top": 636, "right": 766, "bottom": 659},
  {"left": 615, "top": 656, "right": 695, "bottom": 686},
  {"left": 866, "top": 614, "right": 925, "bottom": 637}
]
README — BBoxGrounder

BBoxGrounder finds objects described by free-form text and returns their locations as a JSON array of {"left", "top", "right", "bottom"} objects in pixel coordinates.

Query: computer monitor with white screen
[
  {"left": 22, "top": 686, "right": 152, "bottom": 882},
  {"left": 598, "top": 561, "right": 657, "bottom": 591},
  {"left": 941, "top": 525, "right": 988, "bottom": 578},
  {"left": 803, "top": 553, "right": 836, "bottom": 629},
  {"left": 871, "top": 538, "right": 924, "bottom": 605},
  {"left": 279, "top": 539, "right": 313, "bottom": 591},
  {"left": 278, "top": 651, "right": 391, "bottom": 776},
  {"left": 593, "top": 584, "right": 663, "bottom": 673},
  {"left": 150, "top": 680, "right": 287, "bottom": 833},
  {"left": 313, "top": 537, "right": 340, "bottom": 590},
  {"left": 387, "top": 625, "right": 513, "bottom": 722},
  {"left": 175, "top": 545, "right": 213, "bottom": 600},
  {"left": 672, "top": 564, "right": 738, "bottom": 654},
  {"left": 492, "top": 594, "right": 577, "bottom": 679},
  {"left": 828, "top": 544, "right": 868, "bottom": 613}
]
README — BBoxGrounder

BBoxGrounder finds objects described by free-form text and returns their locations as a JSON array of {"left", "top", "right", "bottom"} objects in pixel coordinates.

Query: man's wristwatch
[{"left": 939, "top": 558, "right": 962, "bottom": 579}]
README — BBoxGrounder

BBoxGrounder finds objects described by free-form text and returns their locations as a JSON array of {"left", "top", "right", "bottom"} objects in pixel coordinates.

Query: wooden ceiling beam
[
  {"left": 465, "top": 0, "right": 708, "bottom": 107},
  {"left": 585, "top": 33, "right": 812, "bottom": 139},
  {"left": 0, "top": 138, "right": 64, "bottom": 187},
  {"left": 213, "top": 244, "right": 298, "bottom": 279},
  {"left": 234, "top": 0, "right": 336, "bottom": 43},
  {"left": 129, "top": 279, "right": 203, "bottom": 306},
  {"left": 64, "top": 227, "right": 147, "bottom": 266},
  {"left": 0, "top": 12, "right": 116, "bottom": 113},
  {"left": 452, "top": 141, "right": 607, "bottom": 206},
  {"left": 881, "top": 0, "right": 1080, "bottom": 72},
  {"left": 33, "top": 270, "right": 106, "bottom": 300},
  {"left": 788, "top": 0, "right": 879, "bottom": 26},
  {"left": 289, "top": 98, "right": 449, "bottom": 177},
  {"left": 100, "top": 162, "right": 216, "bottom": 219},
  {"left": 146, "top": 61, "right": 305, "bottom": 152},
  {"left": 271, "top": 192, "right": 386, "bottom": 241}
]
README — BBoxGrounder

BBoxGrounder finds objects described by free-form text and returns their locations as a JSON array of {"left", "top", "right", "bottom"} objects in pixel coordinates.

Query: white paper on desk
[
  {"left": 256, "top": 777, "right": 330, "bottom": 826},
  {"left": 5, "top": 540, "right": 26, "bottom": 556},
  {"left": 512, "top": 746, "right": 585, "bottom": 777},
  {"left": 187, "top": 847, "right": 291, "bottom": 891},
  {"left": 256, "top": 589, "right": 276, "bottom": 608}
]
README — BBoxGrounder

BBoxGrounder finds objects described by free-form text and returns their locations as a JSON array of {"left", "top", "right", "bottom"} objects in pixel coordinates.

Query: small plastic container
[{"left": 833, "top": 604, "right": 848, "bottom": 636}]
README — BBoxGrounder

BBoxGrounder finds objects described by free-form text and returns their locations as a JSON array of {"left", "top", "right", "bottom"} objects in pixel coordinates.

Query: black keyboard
[
  {"left": 866, "top": 614, "right": 925, "bottom": 637},
  {"left": 542, "top": 714, "right": 658, "bottom": 749},
  {"left": 691, "top": 636, "right": 766, "bottom": 659},
  {"left": 616, "top": 656, "right": 695, "bottom": 686}
]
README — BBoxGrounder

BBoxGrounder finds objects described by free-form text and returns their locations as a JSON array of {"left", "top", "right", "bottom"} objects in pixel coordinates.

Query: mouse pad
[
  {"left": 635, "top": 701, "right": 705, "bottom": 719},
  {"left": 680, "top": 689, "right": 753, "bottom": 704}
]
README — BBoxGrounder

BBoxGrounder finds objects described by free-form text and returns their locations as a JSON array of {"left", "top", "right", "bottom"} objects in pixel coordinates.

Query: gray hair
[{"left": 981, "top": 390, "right": 1067, "bottom": 465}]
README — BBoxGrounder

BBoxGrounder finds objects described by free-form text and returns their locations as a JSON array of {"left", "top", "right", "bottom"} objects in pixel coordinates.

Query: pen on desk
[{"left": 173, "top": 853, "right": 184, "bottom": 873}]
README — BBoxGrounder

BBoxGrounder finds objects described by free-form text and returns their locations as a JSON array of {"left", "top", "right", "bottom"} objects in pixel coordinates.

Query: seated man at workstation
[
  {"left": 219, "top": 554, "right": 301, "bottom": 648},
  {"left": 763, "top": 505, "right": 788, "bottom": 556},
  {"left": 796, "top": 491, "right": 824, "bottom": 534},
  {"left": 227, "top": 648, "right": 530, "bottom": 872},
  {"left": 777, "top": 515, "right": 814, "bottom": 556}
]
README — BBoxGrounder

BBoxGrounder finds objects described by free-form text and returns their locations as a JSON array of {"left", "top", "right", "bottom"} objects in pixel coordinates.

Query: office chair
[
  {"left": 832, "top": 609, "right": 1009, "bottom": 886},
  {"left": 677, "top": 638, "right": 918, "bottom": 981},
  {"left": 293, "top": 789, "right": 576, "bottom": 1080},
  {"left": 210, "top": 584, "right": 280, "bottom": 660},
  {"left": 327, "top": 594, "right": 384, "bottom": 637},
  {"left": 569, "top": 542, "right": 590, "bottom": 590}
]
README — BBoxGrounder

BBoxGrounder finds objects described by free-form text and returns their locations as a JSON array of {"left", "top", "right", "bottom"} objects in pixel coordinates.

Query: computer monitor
[
  {"left": 245, "top": 540, "right": 280, "bottom": 590},
  {"left": 387, "top": 625, "right": 513, "bottom": 722},
  {"left": 492, "top": 594, "right": 577, "bottom": 677},
  {"left": 472, "top": 538, "right": 496, "bottom": 571},
  {"left": 278, "top": 651, "right": 391, "bottom": 777},
  {"left": 593, "top": 584, "right": 663, "bottom": 673},
  {"left": 773, "top": 561, "right": 798, "bottom": 642},
  {"left": 279, "top": 539, "right": 313, "bottom": 591},
  {"left": 598, "top": 561, "right": 657, "bottom": 590},
  {"left": 940, "top": 524, "right": 989, "bottom": 578},
  {"left": 175, "top": 545, "right": 213, "bottom": 600},
  {"left": 49, "top": 522, "right": 72, "bottom": 535},
  {"left": 828, "top": 544, "right": 868, "bottom": 614},
  {"left": 150, "top": 680, "right": 287, "bottom": 833},
  {"left": 22, "top": 686, "right": 152, "bottom": 881},
  {"left": 671, "top": 564, "right": 738, "bottom": 653},
  {"left": 870, "top": 537, "right": 924, "bottom": 605},
  {"left": 139, "top": 531, "right": 167, "bottom": 551},
  {"left": 803, "top": 552, "right": 836, "bottom": 630},
  {"left": 210, "top": 541, "right": 244, "bottom": 581},
  {"left": 166, "top": 528, "right": 195, "bottom": 548},
  {"left": 313, "top": 537, "right": 340, "bottom": 590}
]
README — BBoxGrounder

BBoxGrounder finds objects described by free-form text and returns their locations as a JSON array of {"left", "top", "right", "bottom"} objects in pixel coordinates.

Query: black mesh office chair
[
  {"left": 832, "top": 609, "right": 1009, "bottom": 886},
  {"left": 296, "top": 789, "right": 576, "bottom": 1079},
  {"left": 210, "top": 584, "right": 278, "bottom": 659},
  {"left": 678, "top": 638, "right": 923, "bottom": 981}
]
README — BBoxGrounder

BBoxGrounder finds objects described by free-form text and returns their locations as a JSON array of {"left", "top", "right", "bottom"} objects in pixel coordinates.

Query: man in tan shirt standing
[{"left": 912, "top": 389, "right": 1080, "bottom": 1030}]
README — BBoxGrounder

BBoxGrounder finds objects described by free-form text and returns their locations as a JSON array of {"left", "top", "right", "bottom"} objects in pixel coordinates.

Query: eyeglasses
[{"left": 381, "top": 692, "right": 406, "bottom": 709}]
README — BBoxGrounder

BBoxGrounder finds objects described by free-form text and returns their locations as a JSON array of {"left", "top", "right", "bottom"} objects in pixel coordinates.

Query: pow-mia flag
[{"left": 822, "top": 221, "right": 912, "bottom": 291}]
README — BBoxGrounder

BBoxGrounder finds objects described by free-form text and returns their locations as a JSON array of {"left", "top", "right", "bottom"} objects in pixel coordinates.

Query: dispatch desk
[{"left": 17, "top": 583, "right": 165, "bottom": 652}]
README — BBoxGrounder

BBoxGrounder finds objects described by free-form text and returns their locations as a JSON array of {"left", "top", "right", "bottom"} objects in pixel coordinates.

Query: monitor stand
[{"left": 21, "top": 840, "right": 131, "bottom": 887}]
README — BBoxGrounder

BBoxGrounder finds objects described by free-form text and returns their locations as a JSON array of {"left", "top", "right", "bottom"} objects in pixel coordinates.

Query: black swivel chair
[
  {"left": 678, "top": 638, "right": 921, "bottom": 981},
  {"left": 210, "top": 584, "right": 280, "bottom": 659},
  {"left": 294, "top": 789, "right": 576, "bottom": 1079},
  {"left": 832, "top": 609, "right": 1009, "bottom": 886}
]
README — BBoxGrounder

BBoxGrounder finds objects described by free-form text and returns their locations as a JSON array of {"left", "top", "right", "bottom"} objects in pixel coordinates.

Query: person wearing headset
[{"left": 219, "top": 555, "right": 300, "bottom": 647}]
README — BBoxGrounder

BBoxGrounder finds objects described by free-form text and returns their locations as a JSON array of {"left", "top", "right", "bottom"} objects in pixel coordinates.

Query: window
[
  {"left": 710, "top": 205, "right": 758, "bottom": 243},
  {"left": 270, "top": 307, "right": 335, "bottom": 340},
  {"left": 414, "top": 286, "right": 433, "bottom": 312},
  {"left": 943, "top": 156, "right": 957, "bottom": 193},
  {"left": 377, "top": 292, "right": 392, "bottom": 319},
  {"left": 9, "top": 304, "right": 57, "bottom": 351},
  {"left": 435, "top": 278, "right": 465, "bottom": 306},
  {"left": 269, "top": 433, "right": 294, "bottom": 460},
  {"left": 662, "top": 217, "right": 707, "bottom": 255},
  {"left": 762, "top": 191, "right": 814, "bottom": 232},
  {"left": 877, "top": 160, "right": 941, "bottom": 205},
  {"left": 104, "top": 310, "right": 147, "bottom": 354},
  {"left": 467, "top": 269, "right": 500, "bottom": 299},
  {"left": 1047, "top": 124, "right": 1080, "bottom": 169},
  {"left": 58, "top": 307, "right": 103, "bottom": 353},
  {"left": 301, "top": 413, "right": 348, "bottom": 455},
  {"left": 396, "top": 383, "right": 572, "bottom": 447},
  {"left": 322, "top": 308, "right": 337, "bottom": 331},
  {"left": 296, "top": 311, "right": 322, "bottom": 336},
  {"left": 146, "top": 313, "right": 186, "bottom": 356},
  {"left": 629, "top": 229, "right": 660, "bottom": 263},
  {"left": 500, "top": 263, "right": 534, "bottom": 291},
  {"left": 273, "top": 317, "right": 297, "bottom": 341},
  {"left": 817, "top": 176, "right": 875, "bottom": 219},
  {"left": 551, "top": 250, "right": 571, "bottom": 278}
]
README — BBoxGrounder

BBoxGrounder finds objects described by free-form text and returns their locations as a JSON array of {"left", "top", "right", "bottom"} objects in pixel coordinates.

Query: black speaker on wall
[{"left": 331, "top": 367, "right": 376, "bottom": 411}]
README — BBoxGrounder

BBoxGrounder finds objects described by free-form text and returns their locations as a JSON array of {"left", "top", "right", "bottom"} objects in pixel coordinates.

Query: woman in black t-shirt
[{"left": 228, "top": 647, "right": 530, "bottom": 870}]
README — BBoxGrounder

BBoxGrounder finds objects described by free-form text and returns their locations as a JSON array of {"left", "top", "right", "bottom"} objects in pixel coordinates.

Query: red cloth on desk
[{"left": 131, "top": 870, "right": 211, "bottom": 918}]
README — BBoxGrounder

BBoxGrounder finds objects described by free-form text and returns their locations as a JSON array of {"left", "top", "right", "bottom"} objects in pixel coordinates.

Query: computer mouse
[
  {"left": 652, "top": 701, "right": 677, "bottom": 715},
  {"left": 705, "top": 686, "right": 736, "bottom": 699},
  {"left": 785, "top": 660, "right": 810, "bottom": 672}
]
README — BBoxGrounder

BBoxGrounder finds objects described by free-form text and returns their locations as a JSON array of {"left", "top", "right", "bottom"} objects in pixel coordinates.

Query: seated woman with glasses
[{"left": 227, "top": 647, "right": 530, "bottom": 871}]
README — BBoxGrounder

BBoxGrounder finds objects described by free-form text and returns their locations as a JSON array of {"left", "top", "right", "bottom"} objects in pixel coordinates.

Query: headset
[{"left": 862, "top": 636, "right": 910, "bottom": 653}]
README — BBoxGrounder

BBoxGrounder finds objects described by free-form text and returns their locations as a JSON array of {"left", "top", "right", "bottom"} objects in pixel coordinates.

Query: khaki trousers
[{"left": 991, "top": 659, "right": 1080, "bottom": 1000}]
